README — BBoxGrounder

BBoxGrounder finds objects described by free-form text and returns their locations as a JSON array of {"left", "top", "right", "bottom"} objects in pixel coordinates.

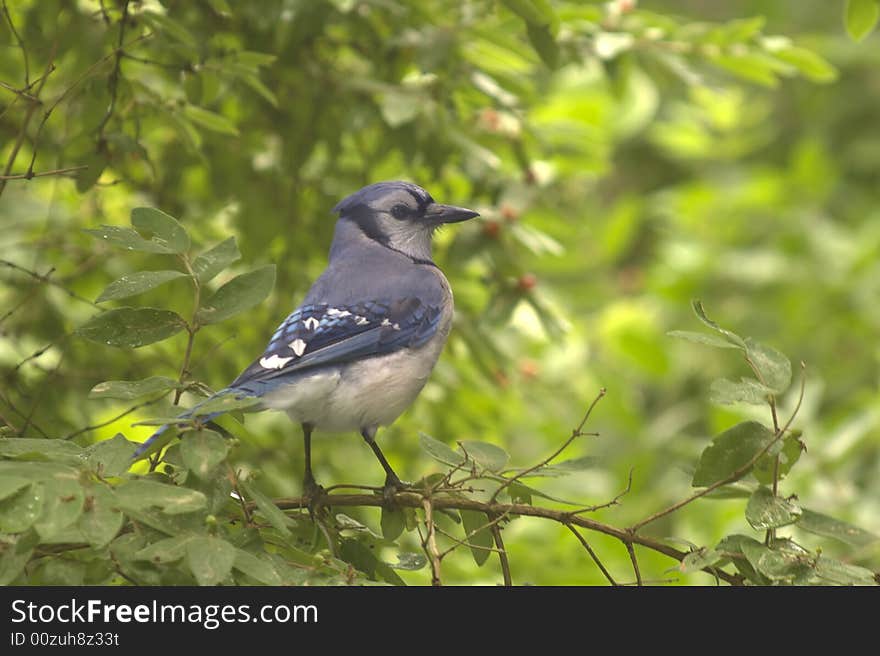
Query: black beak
[{"left": 425, "top": 203, "right": 480, "bottom": 224}]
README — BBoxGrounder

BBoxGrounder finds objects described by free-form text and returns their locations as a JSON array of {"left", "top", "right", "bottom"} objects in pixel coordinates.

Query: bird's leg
[
  {"left": 360, "top": 427, "right": 409, "bottom": 504},
  {"left": 301, "top": 423, "right": 325, "bottom": 517}
]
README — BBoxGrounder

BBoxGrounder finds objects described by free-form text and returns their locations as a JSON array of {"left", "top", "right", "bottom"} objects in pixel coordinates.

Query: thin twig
[
  {"left": 1, "top": 259, "right": 101, "bottom": 308},
  {"left": 566, "top": 467, "right": 633, "bottom": 516},
  {"left": 421, "top": 497, "right": 443, "bottom": 586},
  {"left": 489, "top": 518, "right": 512, "bottom": 586},
  {"left": 490, "top": 388, "right": 606, "bottom": 503},
  {"left": 62, "top": 394, "right": 166, "bottom": 441},
  {"left": 625, "top": 540, "right": 643, "bottom": 586},
  {"left": 0, "top": 165, "right": 88, "bottom": 180},
  {"left": 95, "top": 0, "right": 130, "bottom": 139},
  {"left": 566, "top": 524, "right": 618, "bottom": 585},
  {"left": 2, "top": 1, "right": 29, "bottom": 85}
]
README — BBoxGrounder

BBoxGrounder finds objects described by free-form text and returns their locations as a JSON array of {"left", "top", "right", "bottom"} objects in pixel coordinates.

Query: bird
[{"left": 133, "top": 180, "right": 479, "bottom": 501}]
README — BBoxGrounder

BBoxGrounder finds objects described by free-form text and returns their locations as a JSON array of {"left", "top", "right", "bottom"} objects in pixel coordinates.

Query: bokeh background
[{"left": 2, "top": 0, "right": 878, "bottom": 584}]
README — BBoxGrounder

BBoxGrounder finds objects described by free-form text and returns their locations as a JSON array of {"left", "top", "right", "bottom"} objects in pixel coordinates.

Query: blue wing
[
  {"left": 229, "top": 297, "right": 442, "bottom": 395},
  {"left": 132, "top": 297, "right": 442, "bottom": 461}
]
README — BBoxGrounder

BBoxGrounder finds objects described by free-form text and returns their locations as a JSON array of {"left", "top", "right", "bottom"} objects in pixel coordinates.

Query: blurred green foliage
[{"left": 1, "top": 0, "right": 878, "bottom": 585}]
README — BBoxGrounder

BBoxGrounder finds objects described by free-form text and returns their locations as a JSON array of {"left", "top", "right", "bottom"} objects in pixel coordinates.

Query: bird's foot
[
  {"left": 381, "top": 474, "right": 412, "bottom": 507},
  {"left": 303, "top": 476, "right": 327, "bottom": 520}
]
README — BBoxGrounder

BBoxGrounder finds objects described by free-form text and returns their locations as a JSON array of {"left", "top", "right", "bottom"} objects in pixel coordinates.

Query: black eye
[{"left": 390, "top": 204, "right": 411, "bottom": 220}]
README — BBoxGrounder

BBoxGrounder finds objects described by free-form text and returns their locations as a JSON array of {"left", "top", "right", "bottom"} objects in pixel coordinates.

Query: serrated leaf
[
  {"left": 180, "top": 429, "right": 229, "bottom": 479},
  {"left": 692, "top": 421, "right": 775, "bottom": 487},
  {"left": 186, "top": 536, "right": 237, "bottom": 585},
  {"left": 241, "top": 480, "right": 291, "bottom": 537},
  {"left": 196, "top": 265, "right": 275, "bottom": 325},
  {"left": 667, "top": 330, "right": 742, "bottom": 349},
  {"left": 0, "top": 484, "right": 44, "bottom": 533},
  {"left": 96, "top": 270, "right": 188, "bottom": 303},
  {"left": 845, "top": 0, "right": 880, "bottom": 42},
  {"left": 460, "top": 509, "right": 494, "bottom": 566},
  {"left": 114, "top": 480, "right": 206, "bottom": 515},
  {"left": 184, "top": 105, "right": 239, "bottom": 136},
  {"left": 234, "top": 549, "right": 282, "bottom": 585},
  {"left": 131, "top": 207, "right": 190, "bottom": 254},
  {"left": 679, "top": 547, "right": 721, "bottom": 573},
  {"left": 193, "top": 237, "right": 241, "bottom": 282},
  {"left": 380, "top": 506, "right": 406, "bottom": 541},
  {"left": 78, "top": 484, "right": 124, "bottom": 547},
  {"left": 745, "top": 487, "right": 802, "bottom": 530},
  {"left": 459, "top": 440, "right": 509, "bottom": 472},
  {"left": 419, "top": 433, "right": 465, "bottom": 467},
  {"left": 744, "top": 338, "right": 791, "bottom": 394},
  {"left": 797, "top": 509, "right": 879, "bottom": 547},
  {"left": 76, "top": 307, "right": 187, "bottom": 348},
  {"left": 89, "top": 376, "right": 180, "bottom": 400},
  {"left": 691, "top": 301, "right": 747, "bottom": 349},
  {"left": 710, "top": 377, "right": 773, "bottom": 405},
  {"left": 84, "top": 225, "right": 174, "bottom": 253}
]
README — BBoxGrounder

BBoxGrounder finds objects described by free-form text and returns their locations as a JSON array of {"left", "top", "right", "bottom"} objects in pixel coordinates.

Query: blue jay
[{"left": 134, "top": 181, "right": 478, "bottom": 500}]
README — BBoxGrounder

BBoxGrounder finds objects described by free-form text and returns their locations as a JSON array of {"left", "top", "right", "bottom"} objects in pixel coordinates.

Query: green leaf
[
  {"left": 183, "top": 105, "right": 240, "bottom": 136},
  {"left": 0, "top": 476, "right": 30, "bottom": 501},
  {"left": 797, "top": 509, "right": 879, "bottom": 547},
  {"left": 692, "top": 421, "right": 775, "bottom": 487},
  {"left": 186, "top": 393, "right": 261, "bottom": 416},
  {"left": 526, "top": 23, "right": 559, "bottom": 69},
  {"left": 419, "top": 433, "right": 466, "bottom": 467},
  {"left": 745, "top": 487, "right": 802, "bottom": 530},
  {"left": 235, "top": 51, "right": 277, "bottom": 67},
  {"left": 845, "top": 0, "right": 880, "bottom": 41},
  {"left": 709, "top": 377, "right": 773, "bottom": 405},
  {"left": 196, "top": 265, "right": 275, "bottom": 325},
  {"left": 186, "top": 536, "right": 237, "bottom": 585},
  {"left": 114, "top": 480, "right": 207, "bottom": 515},
  {"left": 240, "top": 73, "right": 279, "bottom": 107},
  {"left": 502, "top": 0, "right": 556, "bottom": 26},
  {"left": 193, "top": 237, "right": 241, "bottom": 282},
  {"left": 380, "top": 506, "right": 406, "bottom": 541},
  {"left": 0, "top": 437, "right": 83, "bottom": 462},
  {"left": 709, "top": 52, "right": 780, "bottom": 87},
  {"left": 459, "top": 440, "right": 509, "bottom": 472},
  {"left": 516, "top": 455, "right": 599, "bottom": 478},
  {"left": 0, "top": 532, "right": 36, "bottom": 585},
  {"left": 78, "top": 484, "right": 124, "bottom": 547},
  {"left": 691, "top": 301, "right": 747, "bottom": 349},
  {"left": 679, "top": 547, "right": 721, "bottom": 573},
  {"left": 180, "top": 429, "right": 229, "bottom": 479},
  {"left": 141, "top": 11, "right": 198, "bottom": 49},
  {"left": 233, "top": 549, "right": 282, "bottom": 585},
  {"left": 460, "top": 509, "right": 494, "bottom": 567},
  {"left": 83, "top": 435, "right": 136, "bottom": 477},
  {"left": 378, "top": 89, "right": 422, "bottom": 128},
  {"left": 33, "top": 476, "right": 85, "bottom": 539},
  {"left": 667, "top": 330, "right": 742, "bottom": 349},
  {"left": 812, "top": 556, "right": 877, "bottom": 585},
  {"left": 131, "top": 207, "right": 191, "bottom": 255},
  {"left": 771, "top": 47, "right": 838, "bottom": 83},
  {"left": 754, "top": 433, "right": 804, "bottom": 484},
  {"left": 241, "top": 480, "right": 291, "bottom": 537},
  {"left": 89, "top": 376, "right": 181, "bottom": 400},
  {"left": 96, "top": 270, "right": 188, "bottom": 303},
  {"left": 84, "top": 225, "right": 176, "bottom": 254},
  {"left": 0, "top": 484, "right": 44, "bottom": 533},
  {"left": 76, "top": 307, "right": 187, "bottom": 348},
  {"left": 744, "top": 338, "right": 791, "bottom": 394},
  {"left": 135, "top": 534, "right": 196, "bottom": 564},
  {"left": 754, "top": 542, "right": 812, "bottom": 582}
]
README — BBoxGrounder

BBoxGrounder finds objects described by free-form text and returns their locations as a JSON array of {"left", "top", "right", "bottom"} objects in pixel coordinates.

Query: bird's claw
[
  {"left": 381, "top": 474, "right": 411, "bottom": 507},
  {"left": 303, "top": 477, "right": 327, "bottom": 520}
]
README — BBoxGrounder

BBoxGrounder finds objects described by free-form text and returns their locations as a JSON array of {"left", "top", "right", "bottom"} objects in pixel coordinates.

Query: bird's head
[{"left": 332, "top": 181, "right": 479, "bottom": 262}]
